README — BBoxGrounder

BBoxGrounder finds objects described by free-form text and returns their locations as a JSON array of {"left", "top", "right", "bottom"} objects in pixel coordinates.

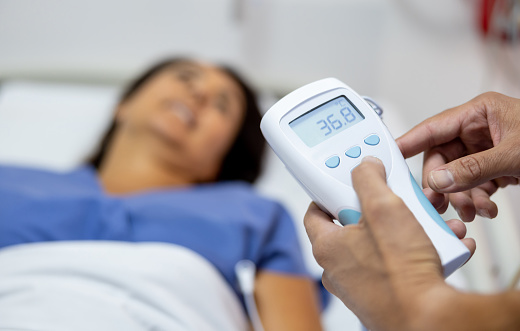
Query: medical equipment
[{"left": 260, "top": 78, "right": 470, "bottom": 277}]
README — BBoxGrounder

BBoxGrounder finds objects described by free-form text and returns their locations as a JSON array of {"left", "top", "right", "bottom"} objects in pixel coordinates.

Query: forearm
[
  {"left": 410, "top": 288, "right": 520, "bottom": 331},
  {"left": 255, "top": 272, "right": 323, "bottom": 331}
]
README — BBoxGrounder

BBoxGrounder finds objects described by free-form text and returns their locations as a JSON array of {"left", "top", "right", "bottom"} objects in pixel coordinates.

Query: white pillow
[{"left": 0, "top": 80, "right": 119, "bottom": 171}]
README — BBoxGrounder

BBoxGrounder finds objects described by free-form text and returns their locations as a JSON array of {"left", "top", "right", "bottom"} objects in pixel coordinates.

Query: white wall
[{"left": 0, "top": 0, "right": 241, "bottom": 81}]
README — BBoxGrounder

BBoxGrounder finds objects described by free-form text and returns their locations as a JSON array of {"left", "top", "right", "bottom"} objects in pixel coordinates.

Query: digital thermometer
[{"left": 260, "top": 78, "right": 470, "bottom": 277}]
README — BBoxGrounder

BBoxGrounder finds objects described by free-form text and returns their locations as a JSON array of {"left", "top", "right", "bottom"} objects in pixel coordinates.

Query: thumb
[{"left": 428, "top": 145, "right": 517, "bottom": 192}]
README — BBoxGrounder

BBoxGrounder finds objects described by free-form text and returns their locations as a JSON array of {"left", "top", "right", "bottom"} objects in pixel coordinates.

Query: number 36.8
[{"left": 316, "top": 113, "right": 342, "bottom": 136}]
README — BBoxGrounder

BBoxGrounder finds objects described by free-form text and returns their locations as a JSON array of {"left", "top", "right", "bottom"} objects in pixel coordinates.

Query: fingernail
[
  {"left": 430, "top": 169, "right": 454, "bottom": 189},
  {"left": 478, "top": 209, "right": 490, "bottom": 218},
  {"left": 362, "top": 156, "right": 382, "bottom": 165}
]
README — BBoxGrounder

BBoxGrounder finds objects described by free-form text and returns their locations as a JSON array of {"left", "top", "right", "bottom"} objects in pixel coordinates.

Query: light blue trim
[
  {"left": 409, "top": 173, "right": 456, "bottom": 238},
  {"left": 338, "top": 209, "right": 361, "bottom": 225}
]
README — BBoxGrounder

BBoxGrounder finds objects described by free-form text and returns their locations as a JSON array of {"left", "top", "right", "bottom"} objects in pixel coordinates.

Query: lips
[{"left": 167, "top": 101, "right": 196, "bottom": 128}]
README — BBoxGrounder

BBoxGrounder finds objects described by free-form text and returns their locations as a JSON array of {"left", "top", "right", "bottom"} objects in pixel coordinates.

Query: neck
[{"left": 97, "top": 133, "right": 195, "bottom": 195}]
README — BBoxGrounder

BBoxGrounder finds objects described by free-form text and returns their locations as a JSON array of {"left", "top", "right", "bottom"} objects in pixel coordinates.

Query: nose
[{"left": 188, "top": 79, "right": 209, "bottom": 110}]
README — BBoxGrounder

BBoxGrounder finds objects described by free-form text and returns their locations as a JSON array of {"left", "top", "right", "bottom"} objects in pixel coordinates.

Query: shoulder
[{"left": 0, "top": 164, "right": 101, "bottom": 195}]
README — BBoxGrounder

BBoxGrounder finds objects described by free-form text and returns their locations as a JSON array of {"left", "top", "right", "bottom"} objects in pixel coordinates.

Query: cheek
[
  {"left": 117, "top": 84, "right": 167, "bottom": 129},
  {"left": 118, "top": 99, "right": 152, "bottom": 129}
]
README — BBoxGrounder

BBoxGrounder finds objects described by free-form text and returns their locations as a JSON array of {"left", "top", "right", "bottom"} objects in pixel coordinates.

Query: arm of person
[
  {"left": 255, "top": 271, "right": 323, "bottom": 331},
  {"left": 304, "top": 157, "right": 520, "bottom": 331},
  {"left": 396, "top": 92, "right": 520, "bottom": 221}
]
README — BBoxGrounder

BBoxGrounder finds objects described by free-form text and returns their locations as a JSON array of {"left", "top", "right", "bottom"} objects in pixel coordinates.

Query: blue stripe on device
[
  {"left": 409, "top": 173, "right": 456, "bottom": 238},
  {"left": 338, "top": 209, "right": 361, "bottom": 225}
]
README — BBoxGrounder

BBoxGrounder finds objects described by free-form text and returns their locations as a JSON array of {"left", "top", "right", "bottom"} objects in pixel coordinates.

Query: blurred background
[{"left": 0, "top": 0, "right": 519, "bottom": 329}]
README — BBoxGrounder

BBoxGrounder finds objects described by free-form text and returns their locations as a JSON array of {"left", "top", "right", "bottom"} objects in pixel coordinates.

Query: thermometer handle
[
  {"left": 336, "top": 167, "right": 470, "bottom": 277},
  {"left": 389, "top": 170, "right": 471, "bottom": 277}
]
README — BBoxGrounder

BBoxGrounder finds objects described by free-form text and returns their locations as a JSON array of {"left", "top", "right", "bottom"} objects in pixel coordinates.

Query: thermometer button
[
  {"left": 364, "top": 134, "right": 380, "bottom": 146},
  {"left": 345, "top": 146, "right": 362, "bottom": 158},
  {"left": 325, "top": 155, "right": 340, "bottom": 168}
]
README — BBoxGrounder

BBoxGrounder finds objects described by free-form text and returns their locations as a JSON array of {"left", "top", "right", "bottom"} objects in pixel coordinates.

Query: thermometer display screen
[{"left": 289, "top": 96, "right": 365, "bottom": 147}]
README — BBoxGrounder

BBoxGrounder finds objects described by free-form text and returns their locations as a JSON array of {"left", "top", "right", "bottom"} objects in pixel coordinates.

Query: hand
[
  {"left": 304, "top": 157, "right": 476, "bottom": 331},
  {"left": 396, "top": 92, "right": 520, "bottom": 222}
]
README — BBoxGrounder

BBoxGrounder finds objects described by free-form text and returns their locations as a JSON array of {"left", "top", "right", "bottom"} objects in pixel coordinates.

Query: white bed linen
[{"left": 0, "top": 241, "right": 249, "bottom": 331}]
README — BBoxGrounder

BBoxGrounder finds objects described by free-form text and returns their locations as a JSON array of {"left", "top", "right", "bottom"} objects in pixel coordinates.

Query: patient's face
[{"left": 116, "top": 60, "right": 246, "bottom": 182}]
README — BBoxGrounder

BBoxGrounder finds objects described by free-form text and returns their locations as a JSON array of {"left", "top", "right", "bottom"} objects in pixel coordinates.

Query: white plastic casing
[{"left": 260, "top": 78, "right": 470, "bottom": 277}]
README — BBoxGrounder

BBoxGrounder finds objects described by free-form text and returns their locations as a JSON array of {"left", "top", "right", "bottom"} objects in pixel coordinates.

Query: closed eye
[{"left": 215, "top": 94, "right": 230, "bottom": 114}]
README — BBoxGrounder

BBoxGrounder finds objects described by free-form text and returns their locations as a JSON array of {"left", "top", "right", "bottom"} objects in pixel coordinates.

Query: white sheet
[{"left": 0, "top": 241, "right": 249, "bottom": 331}]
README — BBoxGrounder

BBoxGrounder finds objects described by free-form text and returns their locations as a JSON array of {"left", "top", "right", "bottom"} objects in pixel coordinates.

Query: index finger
[{"left": 396, "top": 106, "right": 465, "bottom": 159}]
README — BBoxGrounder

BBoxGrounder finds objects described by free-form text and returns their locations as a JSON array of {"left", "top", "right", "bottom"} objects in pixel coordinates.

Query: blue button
[
  {"left": 325, "top": 156, "right": 340, "bottom": 168},
  {"left": 345, "top": 146, "right": 362, "bottom": 158},
  {"left": 338, "top": 209, "right": 361, "bottom": 225},
  {"left": 409, "top": 173, "right": 456, "bottom": 238},
  {"left": 364, "top": 134, "right": 380, "bottom": 146}
]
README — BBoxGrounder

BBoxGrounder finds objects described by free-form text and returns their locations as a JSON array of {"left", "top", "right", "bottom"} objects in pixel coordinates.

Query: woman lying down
[{"left": 0, "top": 58, "right": 325, "bottom": 331}]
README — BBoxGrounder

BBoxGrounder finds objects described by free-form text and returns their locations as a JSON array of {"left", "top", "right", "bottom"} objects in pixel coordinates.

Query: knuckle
[
  {"left": 458, "top": 156, "right": 483, "bottom": 182},
  {"left": 476, "top": 91, "right": 503, "bottom": 107},
  {"left": 311, "top": 236, "right": 335, "bottom": 264},
  {"left": 480, "top": 91, "right": 502, "bottom": 101},
  {"left": 422, "top": 120, "right": 438, "bottom": 148},
  {"left": 476, "top": 91, "right": 510, "bottom": 116},
  {"left": 364, "top": 194, "right": 404, "bottom": 220},
  {"left": 377, "top": 194, "right": 403, "bottom": 208}
]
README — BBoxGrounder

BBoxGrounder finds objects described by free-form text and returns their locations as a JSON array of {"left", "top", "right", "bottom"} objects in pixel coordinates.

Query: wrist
[
  {"left": 403, "top": 282, "right": 456, "bottom": 331},
  {"left": 407, "top": 287, "right": 520, "bottom": 331}
]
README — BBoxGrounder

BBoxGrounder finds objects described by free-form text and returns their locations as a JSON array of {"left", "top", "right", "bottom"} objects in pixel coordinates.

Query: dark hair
[{"left": 89, "top": 58, "right": 266, "bottom": 184}]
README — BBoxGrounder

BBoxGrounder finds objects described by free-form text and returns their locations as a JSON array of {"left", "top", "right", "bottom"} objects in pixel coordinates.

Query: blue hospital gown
[{"left": 0, "top": 164, "right": 314, "bottom": 300}]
